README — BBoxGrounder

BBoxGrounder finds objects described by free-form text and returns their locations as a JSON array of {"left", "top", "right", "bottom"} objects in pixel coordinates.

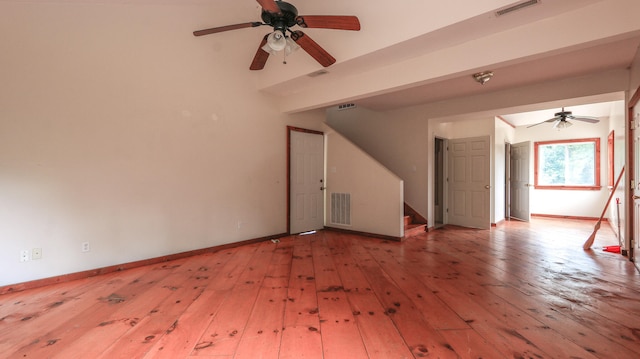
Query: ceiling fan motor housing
[
  {"left": 555, "top": 110, "right": 572, "bottom": 118},
  {"left": 261, "top": 1, "right": 298, "bottom": 32}
]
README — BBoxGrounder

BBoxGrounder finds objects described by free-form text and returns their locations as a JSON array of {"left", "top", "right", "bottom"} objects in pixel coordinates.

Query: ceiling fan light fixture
[
  {"left": 473, "top": 71, "right": 494, "bottom": 85},
  {"left": 265, "top": 30, "right": 287, "bottom": 51},
  {"left": 555, "top": 120, "right": 572, "bottom": 130},
  {"left": 284, "top": 37, "right": 299, "bottom": 55},
  {"left": 193, "top": 1, "right": 361, "bottom": 70}
]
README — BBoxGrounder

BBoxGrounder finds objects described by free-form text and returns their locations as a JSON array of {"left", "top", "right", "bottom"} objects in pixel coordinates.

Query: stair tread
[{"left": 403, "top": 223, "right": 427, "bottom": 240}]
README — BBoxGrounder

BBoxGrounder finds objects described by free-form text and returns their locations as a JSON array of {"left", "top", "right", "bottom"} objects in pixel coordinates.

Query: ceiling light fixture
[
  {"left": 265, "top": 30, "right": 287, "bottom": 51},
  {"left": 554, "top": 120, "right": 572, "bottom": 130},
  {"left": 262, "top": 30, "right": 300, "bottom": 64},
  {"left": 473, "top": 71, "right": 494, "bottom": 85}
]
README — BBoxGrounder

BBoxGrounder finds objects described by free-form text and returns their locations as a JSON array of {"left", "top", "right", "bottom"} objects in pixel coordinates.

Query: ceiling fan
[
  {"left": 527, "top": 107, "right": 600, "bottom": 129},
  {"left": 193, "top": 0, "right": 360, "bottom": 70}
]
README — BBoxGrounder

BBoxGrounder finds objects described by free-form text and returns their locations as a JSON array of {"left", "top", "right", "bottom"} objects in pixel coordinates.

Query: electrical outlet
[
  {"left": 20, "top": 250, "right": 29, "bottom": 262},
  {"left": 32, "top": 248, "right": 42, "bottom": 260},
  {"left": 81, "top": 242, "right": 90, "bottom": 252}
]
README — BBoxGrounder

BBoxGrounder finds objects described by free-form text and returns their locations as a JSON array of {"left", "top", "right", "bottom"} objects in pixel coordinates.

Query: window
[{"left": 534, "top": 138, "right": 600, "bottom": 190}]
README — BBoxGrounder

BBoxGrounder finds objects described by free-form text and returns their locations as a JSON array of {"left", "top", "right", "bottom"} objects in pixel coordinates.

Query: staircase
[{"left": 403, "top": 203, "right": 427, "bottom": 240}]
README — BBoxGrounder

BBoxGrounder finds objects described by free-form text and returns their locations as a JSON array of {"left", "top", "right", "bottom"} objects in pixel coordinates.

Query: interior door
[
  {"left": 290, "top": 129, "right": 324, "bottom": 234},
  {"left": 448, "top": 136, "right": 491, "bottom": 229},
  {"left": 510, "top": 141, "right": 531, "bottom": 221},
  {"left": 434, "top": 137, "right": 447, "bottom": 228}
]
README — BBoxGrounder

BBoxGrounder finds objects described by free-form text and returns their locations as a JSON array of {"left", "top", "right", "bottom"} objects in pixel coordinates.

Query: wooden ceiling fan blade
[
  {"left": 250, "top": 34, "right": 270, "bottom": 70},
  {"left": 527, "top": 117, "right": 559, "bottom": 128},
  {"left": 194, "top": 22, "right": 262, "bottom": 36},
  {"left": 291, "top": 30, "right": 336, "bottom": 67},
  {"left": 256, "top": 0, "right": 282, "bottom": 14},
  {"left": 296, "top": 15, "right": 361, "bottom": 30},
  {"left": 527, "top": 121, "right": 548, "bottom": 128},
  {"left": 571, "top": 116, "right": 599, "bottom": 123}
]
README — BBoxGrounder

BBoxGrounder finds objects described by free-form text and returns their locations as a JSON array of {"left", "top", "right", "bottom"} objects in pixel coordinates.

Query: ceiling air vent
[
  {"left": 495, "top": 0, "right": 540, "bottom": 17},
  {"left": 337, "top": 103, "right": 356, "bottom": 111},
  {"left": 307, "top": 69, "right": 329, "bottom": 78}
]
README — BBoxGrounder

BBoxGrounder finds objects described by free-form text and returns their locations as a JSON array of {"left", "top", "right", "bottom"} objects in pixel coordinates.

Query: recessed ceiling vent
[
  {"left": 308, "top": 69, "right": 329, "bottom": 78},
  {"left": 337, "top": 103, "right": 356, "bottom": 110},
  {"left": 495, "top": 0, "right": 540, "bottom": 17}
]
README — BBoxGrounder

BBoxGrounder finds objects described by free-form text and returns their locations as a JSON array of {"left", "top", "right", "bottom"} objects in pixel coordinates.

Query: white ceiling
[
  {"left": 39, "top": 0, "right": 637, "bottom": 123},
  {"left": 237, "top": 0, "right": 640, "bottom": 123},
  {"left": 354, "top": 36, "right": 639, "bottom": 113},
  {"left": 500, "top": 100, "right": 625, "bottom": 127}
]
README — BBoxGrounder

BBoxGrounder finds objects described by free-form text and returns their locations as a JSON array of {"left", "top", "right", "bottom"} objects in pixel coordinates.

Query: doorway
[
  {"left": 447, "top": 136, "right": 491, "bottom": 229},
  {"left": 509, "top": 141, "right": 531, "bottom": 221},
  {"left": 434, "top": 137, "right": 447, "bottom": 228},
  {"left": 630, "top": 92, "right": 640, "bottom": 267},
  {"left": 288, "top": 127, "right": 325, "bottom": 234}
]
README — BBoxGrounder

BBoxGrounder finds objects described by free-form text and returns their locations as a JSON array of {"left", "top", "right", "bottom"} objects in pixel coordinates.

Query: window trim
[
  {"left": 608, "top": 130, "right": 614, "bottom": 187},
  {"left": 533, "top": 137, "right": 601, "bottom": 190}
]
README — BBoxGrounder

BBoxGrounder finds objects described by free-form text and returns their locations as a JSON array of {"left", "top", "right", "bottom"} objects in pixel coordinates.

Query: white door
[
  {"left": 290, "top": 130, "right": 324, "bottom": 234},
  {"left": 510, "top": 141, "right": 531, "bottom": 221},
  {"left": 448, "top": 136, "right": 491, "bottom": 229}
]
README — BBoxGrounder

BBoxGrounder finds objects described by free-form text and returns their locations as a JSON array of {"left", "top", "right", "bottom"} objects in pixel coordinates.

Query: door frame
[
  {"left": 446, "top": 135, "right": 492, "bottom": 229},
  {"left": 286, "top": 126, "right": 324, "bottom": 234},
  {"left": 505, "top": 143, "right": 511, "bottom": 219},
  {"left": 433, "top": 136, "right": 448, "bottom": 228},
  {"left": 509, "top": 141, "right": 531, "bottom": 222},
  {"left": 628, "top": 86, "right": 640, "bottom": 265}
]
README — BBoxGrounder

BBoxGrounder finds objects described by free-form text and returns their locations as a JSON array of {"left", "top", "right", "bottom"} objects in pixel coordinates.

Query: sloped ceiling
[
  {"left": 28, "top": 0, "right": 639, "bottom": 121},
  {"left": 202, "top": 0, "right": 639, "bottom": 122}
]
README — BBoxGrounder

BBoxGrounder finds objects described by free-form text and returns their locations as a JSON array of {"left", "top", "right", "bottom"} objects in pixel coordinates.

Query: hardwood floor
[{"left": 1, "top": 218, "right": 639, "bottom": 358}]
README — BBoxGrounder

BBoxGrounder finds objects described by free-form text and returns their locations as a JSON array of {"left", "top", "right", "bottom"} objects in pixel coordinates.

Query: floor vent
[
  {"left": 331, "top": 193, "right": 351, "bottom": 225},
  {"left": 496, "top": 0, "right": 540, "bottom": 17}
]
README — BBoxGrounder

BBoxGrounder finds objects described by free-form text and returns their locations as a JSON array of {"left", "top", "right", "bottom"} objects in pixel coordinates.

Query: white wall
[
  {"left": 495, "top": 119, "right": 516, "bottom": 223},
  {"left": 430, "top": 116, "right": 496, "bottom": 224},
  {"left": 630, "top": 42, "right": 640, "bottom": 93},
  {"left": 327, "top": 106, "right": 501, "bottom": 227},
  {"left": 324, "top": 126, "right": 404, "bottom": 238},
  {"left": 607, "top": 101, "right": 626, "bottom": 239},
  {"left": 513, "top": 115, "right": 612, "bottom": 218},
  {"left": 625, "top": 45, "right": 640, "bottom": 254},
  {"left": 326, "top": 106, "right": 429, "bottom": 218},
  {"left": 0, "top": 3, "right": 324, "bottom": 286}
]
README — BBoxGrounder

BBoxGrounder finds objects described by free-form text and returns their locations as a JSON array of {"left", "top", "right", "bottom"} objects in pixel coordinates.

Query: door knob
[{"left": 485, "top": 185, "right": 491, "bottom": 189}]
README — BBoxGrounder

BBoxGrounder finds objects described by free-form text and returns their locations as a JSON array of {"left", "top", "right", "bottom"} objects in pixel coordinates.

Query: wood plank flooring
[{"left": 1, "top": 218, "right": 639, "bottom": 358}]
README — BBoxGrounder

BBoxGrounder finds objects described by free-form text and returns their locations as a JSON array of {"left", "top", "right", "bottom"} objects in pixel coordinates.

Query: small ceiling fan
[
  {"left": 527, "top": 107, "right": 600, "bottom": 129},
  {"left": 193, "top": 0, "right": 360, "bottom": 70}
]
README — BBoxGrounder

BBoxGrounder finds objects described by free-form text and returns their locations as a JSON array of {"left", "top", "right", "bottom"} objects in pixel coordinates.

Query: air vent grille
[
  {"left": 331, "top": 193, "right": 351, "bottom": 225},
  {"left": 337, "top": 103, "right": 356, "bottom": 111},
  {"left": 307, "top": 69, "right": 329, "bottom": 77},
  {"left": 496, "top": 0, "right": 540, "bottom": 17}
]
